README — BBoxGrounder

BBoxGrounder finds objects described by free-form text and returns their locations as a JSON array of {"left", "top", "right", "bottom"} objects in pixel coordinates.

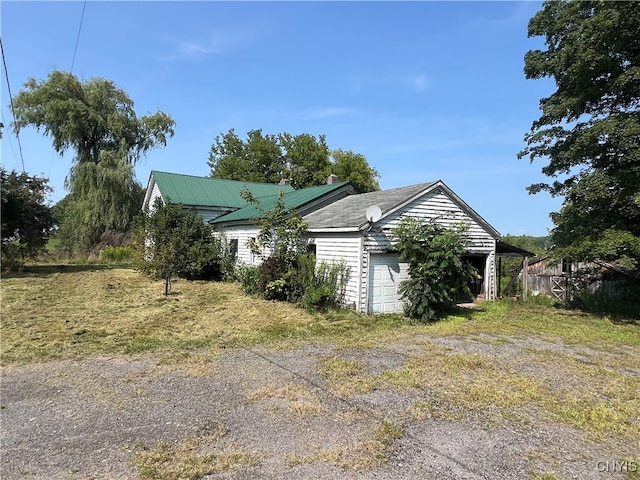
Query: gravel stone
[{"left": 1, "top": 338, "right": 634, "bottom": 479}]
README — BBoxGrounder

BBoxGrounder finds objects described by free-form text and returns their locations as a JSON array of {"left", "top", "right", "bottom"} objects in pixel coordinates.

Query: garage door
[{"left": 368, "top": 254, "right": 410, "bottom": 314}]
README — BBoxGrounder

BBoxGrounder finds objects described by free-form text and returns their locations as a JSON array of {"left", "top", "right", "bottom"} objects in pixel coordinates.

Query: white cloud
[
  {"left": 303, "top": 106, "right": 358, "bottom": 120},
  {"left": 161, "top": 28, "right": 255, "bottom": 61},
  {"left": 348, "top": 71, "right": 431, "bottom": 93},
  {"left": 400, "top": 73, "right": 430, "bottom": 92},
  {"left": 176, "top": 40, "right": 223, "bottom": 58}
]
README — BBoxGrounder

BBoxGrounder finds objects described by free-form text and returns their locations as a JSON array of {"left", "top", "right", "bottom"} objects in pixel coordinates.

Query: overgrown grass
[
  {"left": 0, "top": 266, "right": 413, "bottom": 363},
  {"left": 2, "top": 267, "right": 638, "bottom": 365}
]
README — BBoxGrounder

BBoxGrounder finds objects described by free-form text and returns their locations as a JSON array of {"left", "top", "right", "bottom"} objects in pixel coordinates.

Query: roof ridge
[{"left": 151, "top": 170, "right": 294, "bottom": 188}]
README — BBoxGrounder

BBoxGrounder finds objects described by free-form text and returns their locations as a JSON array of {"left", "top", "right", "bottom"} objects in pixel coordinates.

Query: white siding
[
  {"left": 310, "top": 232, "right": 363, "bottom": 310},
  {"left": 379, "top": 189, "right": 496, "bottom": 253},
  {"left": 220, "top": 225, "right": 264, "bottom": 265},
  {"left": 144, "top": 182, "right": 163, "bottom": 211},
  {"left": 195, "top": 207, "right": 234, "bottom": 224}
]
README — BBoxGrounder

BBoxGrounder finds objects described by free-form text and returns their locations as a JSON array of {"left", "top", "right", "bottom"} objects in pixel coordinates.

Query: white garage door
[{"left": 368, "top": 254, "right": 410, "bottom": 314}]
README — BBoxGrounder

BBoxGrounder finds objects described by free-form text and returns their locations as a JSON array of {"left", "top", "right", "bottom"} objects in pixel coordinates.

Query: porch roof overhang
[{"left": 496, "top": 240, "right": 536, "bottom": 258}]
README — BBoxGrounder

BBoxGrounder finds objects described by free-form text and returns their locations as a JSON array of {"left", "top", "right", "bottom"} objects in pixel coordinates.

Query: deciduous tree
[
  {"left": 330, "top": 149, "right": 380, "bottom": 193},
  {"left": 519, "top": 1, "right": 640, "bottom": 271},
  {"left": 11, "top": 71, "right": 175, "bottom": 249},
  {"left": 1, "top": 168, "right": 55, "bottom": 269},
  {"left": 208, "top": 129, "right": 380, "bottom": 191},
  {"left": 132, "top": 199, "right": 232, "bottom": 294}
]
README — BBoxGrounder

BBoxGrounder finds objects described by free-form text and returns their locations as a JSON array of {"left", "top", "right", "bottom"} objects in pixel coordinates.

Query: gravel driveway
[{"left": 1, "top": 339, "right": 634, "bottom": 480}]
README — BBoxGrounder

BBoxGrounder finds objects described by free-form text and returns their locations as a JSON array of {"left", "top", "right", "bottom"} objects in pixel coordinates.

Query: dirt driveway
[{"left": 1, "top": 337, "right": 636, "bottom": 480}]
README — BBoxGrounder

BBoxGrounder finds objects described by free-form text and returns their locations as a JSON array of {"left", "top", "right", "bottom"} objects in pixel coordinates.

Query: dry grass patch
[
  {"left": 386, "top": 342, "right": 639, "bottom": 446},
  {"left": 286, "top": 419, "right": 402, "bottom": 471},
  {"left": 248, "top": 383, "right": 326, "bottom": 416},
  {"left": 0, "top": 267, "right": 323, "bottom": 363},
  {"left": 317, "top": 355, "right": 379, "bottom": 396},
  {"left": 132, "top": 423, "right": 259, "bottom": 480},
  {"left": 1, "top": 266, "right": 417, "bottom": 364},
  {"left": 150, "top": 349, "right": 219, "bottom": 378}
]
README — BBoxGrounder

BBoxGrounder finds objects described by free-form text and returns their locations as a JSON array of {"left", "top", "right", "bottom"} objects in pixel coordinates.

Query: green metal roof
[
  {"left": 210, "top": 181, "right": 353, "bottom": 224},
  {"left": 151, "top": 171, "right": 294, "bottom": 209}
]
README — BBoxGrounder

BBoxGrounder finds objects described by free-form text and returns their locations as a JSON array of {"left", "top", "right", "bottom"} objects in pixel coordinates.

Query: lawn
[
  {"left": 2, "top": 265, "right": 638, "bottom": 365},
  {"left": 2, "top": 265, "right": 639, "bottom": 479}
]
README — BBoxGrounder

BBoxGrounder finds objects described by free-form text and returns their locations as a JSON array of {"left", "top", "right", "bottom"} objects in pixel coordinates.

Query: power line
[
  {"left": 0, "top": 36, "right": 26, "bottom": 172},
  {"left": 70, "top": 0, "right": 87, "bottom": 74}
]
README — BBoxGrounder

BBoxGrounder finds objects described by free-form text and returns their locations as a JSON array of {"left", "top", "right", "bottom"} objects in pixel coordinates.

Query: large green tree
[
  {"left": 519, "top": 1, "right": 640, "bottom": 271},
  {"left": 208, "top": 129, "right": 380, "bottom": 191},
  {"left": 1, "top": 168, "right": 55, "bottom": 269},
  {"left": 11, "top": 71, "right": 175, "bottom": 249},
  {"left": 330, "top": 149, "right": 380, "bottom": 193}
]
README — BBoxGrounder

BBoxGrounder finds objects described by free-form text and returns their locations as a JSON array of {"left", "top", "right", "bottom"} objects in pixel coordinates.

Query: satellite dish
[{"left": 365, "top": 205, "right": 382, "bottom": 223}]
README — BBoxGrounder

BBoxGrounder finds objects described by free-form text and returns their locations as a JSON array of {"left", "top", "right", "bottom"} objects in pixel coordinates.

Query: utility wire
[
  {"left": 70, "top": 0, "right": 87, "bottom": 74},
  {"left": 240, "top": 344, "right": 491, "bottom": 479},
  {"left": 0, "top": 36, "right": 26, "bottom": 172}
]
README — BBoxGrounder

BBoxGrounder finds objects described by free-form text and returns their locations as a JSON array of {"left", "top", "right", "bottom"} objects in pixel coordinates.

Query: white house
[{"left": 213, "top": 179, "right": 501, "bottom": 315}]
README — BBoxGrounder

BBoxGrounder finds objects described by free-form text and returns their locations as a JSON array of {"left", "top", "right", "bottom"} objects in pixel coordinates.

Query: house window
[
  {"left": 307, "top": 243, "right": 317, "bottom": 256},
  {"left": 229, "top": 239, "right": 238, "bottom": 261},
  {"left": 250, "top": 237, "right": 257, "bottom": 264}
]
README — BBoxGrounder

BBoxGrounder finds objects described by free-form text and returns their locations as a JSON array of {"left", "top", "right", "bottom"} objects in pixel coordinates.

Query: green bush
[
  {"left": 392, "top": 217, "right": 478, "bottom": 322},
  {"left": 132, "top": 199, "right": 235, "bottom": 288},
  {"left": 298, "top": 259, "right": 349, "bottom": 311},
  {"left": 576, "top": 283, "right": 640, "bottom": 319},
  {"left": 99, "top": 246, "right": 133, "bottom": 264},
  {"left": 235, "top": 265, "right": 261, "bottom": 295}
]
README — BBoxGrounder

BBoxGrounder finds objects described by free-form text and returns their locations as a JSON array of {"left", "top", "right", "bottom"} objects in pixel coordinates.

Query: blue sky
[{"left": 1, "top": 1, "right": 561, "bottom": 236}]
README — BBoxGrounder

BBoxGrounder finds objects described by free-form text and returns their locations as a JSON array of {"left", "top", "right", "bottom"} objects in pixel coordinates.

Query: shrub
[
  {"left": 99, "top": 246, "right": 133, "bottom": 264},
  {"left": 299, "top": 259, "right": 349, "bottom": 312},
  {"left": 132, "top": 199, "right": 234, "bottom": 293},
  {"left": 235, "top": 265, "right": 261, "bottom": 295},
  {"left": 392, "top": 217, "right": 478, "bottom": 322}
]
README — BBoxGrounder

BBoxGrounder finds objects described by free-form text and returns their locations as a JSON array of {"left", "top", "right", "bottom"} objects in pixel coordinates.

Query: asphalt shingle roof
[
  {"left": 151, "top": 171, "right": 294, "bottom": 209},
  {"left": 303, "top": 181, "right": 438, "bottom": 230}
]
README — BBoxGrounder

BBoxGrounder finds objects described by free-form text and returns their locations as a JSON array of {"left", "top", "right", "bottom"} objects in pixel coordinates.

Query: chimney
[
  {"left": 279, "top": 178, "right": 291, "bottom": 186},
  {"left": 327, "top": 174, "right": 339, "bottom": 185}
]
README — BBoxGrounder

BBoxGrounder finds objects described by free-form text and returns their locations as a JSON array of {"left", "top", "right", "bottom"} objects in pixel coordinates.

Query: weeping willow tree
[{"left": 11, "top": 71, "right": 175, "bottom": 250}]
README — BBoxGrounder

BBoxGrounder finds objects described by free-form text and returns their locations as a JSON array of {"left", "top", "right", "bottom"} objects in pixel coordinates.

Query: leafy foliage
[
  {"left": 392, "top": 217, "right": 478, "bottom": 321},
  {"left": 11, "top": 71, "right": 175, "bottom": 249},
  {"left": 235, "top": 192, "right": 348, "bottom": 310},
  {"left": 298, "top": 257, "right": 349, "bottom": 311},
  {"left": 520, "top": 1, "right": 640, "bottom": 273},
  {"left": 132, "top": 199, "right": 233, "bottom": 291},
  {"left": 330, "top": 149, "right": 380, "bottom": 193},
  {"left": 60, "top": 153, "right": 146, "bottom": 250},
  {"left": 236, "top": 253, "right": 349, "bottom": 312},
  {"left": 208, "top": 128, "right": 380, "bottom": 191},
  {"left": 242, "top": 189, "right": 309, "bottom": 265},
  {"left": 1, "top": 168, "right": 55, "bottom": 270},
  {"left": 99, "top": 246, "right": 133, "bottom": 264}
]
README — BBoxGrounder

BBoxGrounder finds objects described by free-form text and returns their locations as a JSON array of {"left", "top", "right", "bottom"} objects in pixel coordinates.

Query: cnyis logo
[{"left": 596, "top": 460, "right": 638, "bottom": 473}]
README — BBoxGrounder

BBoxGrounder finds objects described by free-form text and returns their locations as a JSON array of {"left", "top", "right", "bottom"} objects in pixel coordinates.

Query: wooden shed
[{"left": 524, "top": 257, "right": 635, "bottom": 301}]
